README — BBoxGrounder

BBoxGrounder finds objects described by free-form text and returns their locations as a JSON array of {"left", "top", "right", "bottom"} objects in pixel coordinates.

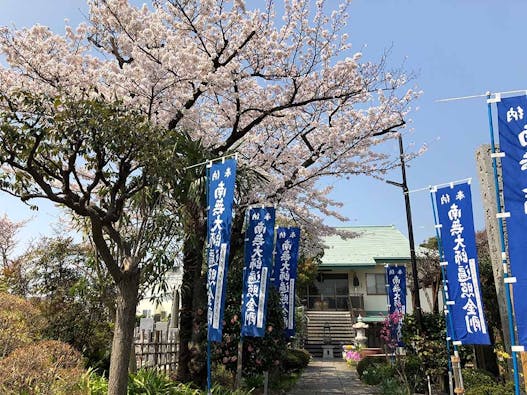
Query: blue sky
[{"left": 1, "top": 0, "right": 525, "bottom": 249}]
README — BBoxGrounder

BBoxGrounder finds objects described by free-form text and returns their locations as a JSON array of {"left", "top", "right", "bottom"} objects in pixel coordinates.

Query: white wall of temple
[
  {"left": 345, "top": 265, "right": 441, "bottom": 315},
  {"left": 136, "top": 268, "right": 183, "bottom": 318}
]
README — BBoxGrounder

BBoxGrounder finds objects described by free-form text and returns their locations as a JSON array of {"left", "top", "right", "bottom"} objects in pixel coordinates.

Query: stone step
[{"left": 304, "top": 309, "right": 355, "bottom": 359}]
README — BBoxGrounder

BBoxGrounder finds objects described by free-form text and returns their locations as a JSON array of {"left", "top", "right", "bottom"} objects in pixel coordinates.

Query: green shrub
[
  {"left": 212, "top": 363, "right": 235, "bottom": 389},
  {"left": 361, "top": 366, "right": 383, "bottom": 386},
  {"left": 401, "top": 355, "right": 426, "bottom": 394},
  {"left": 79, "top": 368, "right": 108, "bottom": 395},
  {"left": 242, "top": 374, "right": 264, "bottom": 390},
  {"left": 380, "top": 376, "right": 410, "bottom": 395},
  {"left": 356, "top": 356, "right": 383, "bottom": 378},
  {"left": 210, "top": 383, "right": 253, "bottom": 395},
  {"left": 462, "top": 368, "right": 496, "bottom": 389},
  {"left": 80, "top": 367, "right": 254, "bottom": 395},
  {"left": 360, "top": 362, "right": 396, "bottom": 386},
  {"left": 401, "top": 312, "right": 448, "bottom": 392},
  {"left": 463, "top": 368, "right": 514, "bottom": 395},
  {"left": 282, "top": 348, "right": 310, "bottom": 372},
  {"left": 375, "top": 363, "right": 396, "bottom": 378},
  {"left": 269, "top": 371, "right": 302, "bottom": 393},
  {"left": 128, "top": 369, "right": 183, "bottom": 394}
]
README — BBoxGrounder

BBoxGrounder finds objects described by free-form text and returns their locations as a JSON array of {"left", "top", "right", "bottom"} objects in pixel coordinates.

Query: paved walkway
[{"left": 287, "top": 358, "right": 380, "bottom": 395}]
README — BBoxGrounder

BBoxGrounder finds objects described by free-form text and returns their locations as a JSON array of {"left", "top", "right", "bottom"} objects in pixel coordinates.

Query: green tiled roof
[{"left": 319, "top": 225, "right": 410, "bottom": 268}]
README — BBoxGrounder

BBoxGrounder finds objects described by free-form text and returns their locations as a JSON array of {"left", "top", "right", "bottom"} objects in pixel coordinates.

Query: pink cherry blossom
[{"left": 0, "top": 0, "right": 419, "bottom": 247}]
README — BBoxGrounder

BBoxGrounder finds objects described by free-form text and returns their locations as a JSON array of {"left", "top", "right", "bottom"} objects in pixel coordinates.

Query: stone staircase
[{"left": 304, "top": 310, "right": 356, "bottom": 358}]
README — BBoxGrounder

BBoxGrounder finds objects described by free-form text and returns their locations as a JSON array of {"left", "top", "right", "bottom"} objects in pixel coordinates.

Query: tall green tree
[{"left": 0, "top": 96, "right": 192, "bottom": 394}]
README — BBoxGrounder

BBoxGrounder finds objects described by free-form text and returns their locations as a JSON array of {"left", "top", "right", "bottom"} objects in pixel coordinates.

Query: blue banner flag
[
  {"left": 272, "top": 227, "right": 301, "bottom": 338},
  {"left": 206, "top": 159, "right": 237, "bottom": 342},
  {"left": 435, "top": 182, "right": 490, "bottom": 345},
  {"left": 240, "top": 207, "right": 276, "bottom": 337},
  {"left": 497, "top": 95, "right": 527, "bottom": 346},
  {"left": 386, "top": 265, "right": 406, "bottom": 346}
]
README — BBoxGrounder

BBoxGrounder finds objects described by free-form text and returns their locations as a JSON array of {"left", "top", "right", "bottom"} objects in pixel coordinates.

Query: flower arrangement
[
  {"left": 345, "top": 350, "right": 362, "bottom": 366},
  {"left": 343, "top": 344, "right": 363, "bottom": 366}
]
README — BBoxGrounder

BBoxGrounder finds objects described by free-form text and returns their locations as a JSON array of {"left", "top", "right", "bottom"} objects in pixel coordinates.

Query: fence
[{"left": 134, "top": 328, "right": 179, "bottom": 374}]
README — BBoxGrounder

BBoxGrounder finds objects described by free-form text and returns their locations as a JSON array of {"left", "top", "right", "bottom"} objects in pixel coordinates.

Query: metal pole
[
  {"left": 397, "top": 134, "right": 423, "bottom": 331},
  {"left": 486, "top": 93, "right": 521, "bottom": 394},
  {"left": 374, "top": 129, "right": 423, "bottom": 331},
  {"left": 430, "top": 188, "right": 457, "bottom": 395},
  {"left": 207, "top": 340, "right": 212, "bottom": 395}
]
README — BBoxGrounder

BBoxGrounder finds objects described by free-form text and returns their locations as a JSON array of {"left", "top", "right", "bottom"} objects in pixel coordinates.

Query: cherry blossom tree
[{"left": 0, "top": 0, "right": 419, "bottom": 392}]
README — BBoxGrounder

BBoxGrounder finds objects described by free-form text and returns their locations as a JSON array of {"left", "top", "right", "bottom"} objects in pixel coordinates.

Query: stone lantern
[
  {"left": 323, "top": 322, "right": 332, "bottom": 345},
  {"left": 352, "top": 315, "right": 369, "bottom": 349},
  {"left": 321, "top": 322, "right": 334, "bottom": 359}
]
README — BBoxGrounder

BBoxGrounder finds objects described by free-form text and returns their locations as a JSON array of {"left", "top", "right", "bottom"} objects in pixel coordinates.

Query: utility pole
[
  {"left": 388, "top": 135, "right": 422, "bottom": 331},
  {"left": 373, "top": 130, "right": 423, "bottom": 331}
]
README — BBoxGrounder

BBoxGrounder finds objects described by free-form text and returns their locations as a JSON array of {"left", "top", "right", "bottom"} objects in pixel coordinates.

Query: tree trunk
[
  {"left": 190, "top": 268, "right": 207, "bottom": 387},
  {"left": 177, "top": 249, "right": 195, "bottom": 383},
  {"left": 177, "top": 232, "right": 205, "bottom": 384},
  {"left": 108, "top": 270, "right": 140, "bottom": 395}
]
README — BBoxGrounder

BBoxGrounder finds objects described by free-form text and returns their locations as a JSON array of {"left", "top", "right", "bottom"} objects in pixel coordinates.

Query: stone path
[{"left": 287, "top": 358, "right": 380, "bottom": 395}]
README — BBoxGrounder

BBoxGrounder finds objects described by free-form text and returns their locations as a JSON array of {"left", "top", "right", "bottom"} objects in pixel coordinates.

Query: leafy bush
[
  {"left": 356, "top": 355, "right": 384, "bottom": 378},
  {"left": 79, "top": 368, "right": 108, "bottom": 395},
  {"left": 361, "top": 366, "right": 383, "bottom": 386},
  {"left": 212, "top": 363, "right": 235, "bottom": 389},
  {"left": 0, "top": 340, "right": 84, "bottom": 394},
  {"left": 80, "top": 368, "right": 251, "bottom": 395},
  {"left": 401, "top": 312, "right": 448, "bottom": 392},
  {"left": 242, "top": 373, "right": 264, "bottom": 390},
  {"left": 463, "top": 368, "right": 496, "bottom": 389},
  {"left": 128, "top": 369, "right": 181, "bottom": 394},
  {"left": 463, "top": 368, "right": 514, "bottom": 395},
  {"left": 365, "top": 362, "right": 397, "bottom": 386},
  {"left": 380, "top": 376, "right": 410, "bottom": 395},
  {"left": 282, "top": 348, "right": 310, "bottom": 372},
  {"left": 0, "top": 292, "right": 45, "bottom": 357}
]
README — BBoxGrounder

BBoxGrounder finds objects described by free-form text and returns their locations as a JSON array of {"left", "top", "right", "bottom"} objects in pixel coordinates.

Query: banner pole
[
  {"left": 207, "top": 340, "right": 212, "bottom": 394},
  {"left": 236, "top": 266, "right": 247, "bottom": 389},
  {"left": 384, "top": 264, "right": 399, "bottom": 365},
  {"left": 486, "top": 93, "right": 521, "bottom": 395},
  {"left": 429, "top": 188, "right": 455, "bottom": 395},
  {"left": 206, "top": 163, "right": 212, "bottom": 395}
]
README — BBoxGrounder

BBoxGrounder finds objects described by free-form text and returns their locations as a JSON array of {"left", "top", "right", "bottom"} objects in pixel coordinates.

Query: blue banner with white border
[
  {"left": 241, "top": 207, "right": 276, "bottom": 337},
  {"left": 435, "top": 181, "right": 490, "bottom": 345},
  {"left": 272, "top": 227, "right": 301, "bottom": 338},
  {"left": 497, "top": 95, "right": 527, "bottom": 347},
  {"left": 386, "top": 265, "right": 406, "bottom": 346},
  {"left": 206, "top": 159, "right": 237, "bottom": 342}
]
